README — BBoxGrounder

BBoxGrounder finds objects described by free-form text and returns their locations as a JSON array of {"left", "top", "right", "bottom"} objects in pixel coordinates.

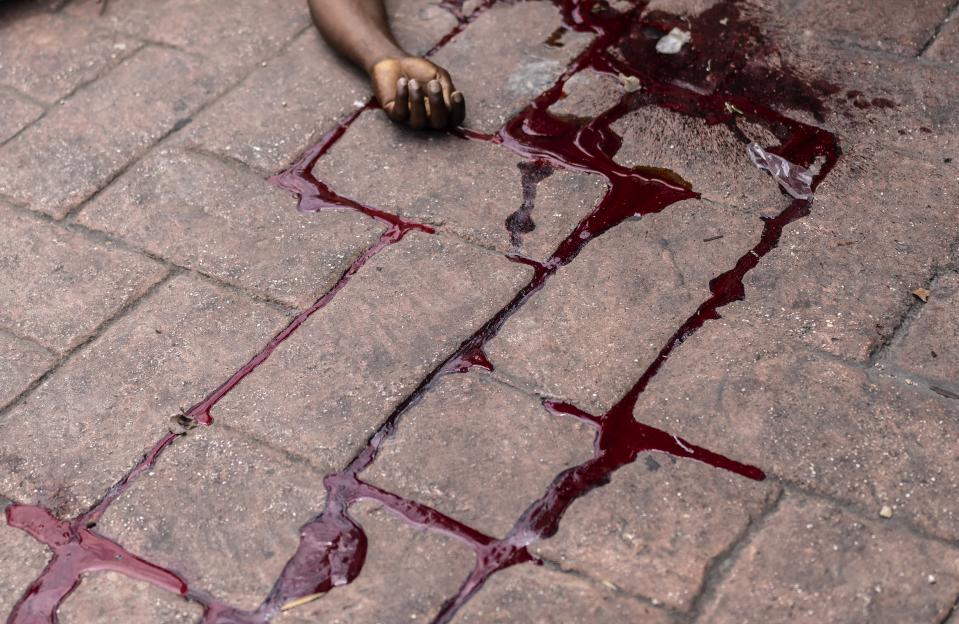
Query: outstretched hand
[{"left": 371, "top": 57, "right": 465, "bottom": 130}]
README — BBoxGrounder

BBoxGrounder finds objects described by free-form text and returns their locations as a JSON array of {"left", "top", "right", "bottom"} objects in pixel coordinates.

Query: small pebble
[{"left": 879, "top": 505, "right": 893, "bottom": 519}]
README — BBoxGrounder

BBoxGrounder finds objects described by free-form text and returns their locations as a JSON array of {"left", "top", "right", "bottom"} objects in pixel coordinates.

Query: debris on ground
[
  {"left": 655, "top": 27, "right": 691, "bottom": 54},
  {"left": 912, "top": 287, "right": 930, "bottom": 302},
  {"left": 879, "top": 505, "right": 894, "bottom": 519},
  {"left": 746, "top": 142, "right": 814, "bottom": 200},
  {"left": 725, "top": 101, "right": 744, "bottom": 116},
  {"left": 619, "top": 73, "right": 641, "bottom": 92}
]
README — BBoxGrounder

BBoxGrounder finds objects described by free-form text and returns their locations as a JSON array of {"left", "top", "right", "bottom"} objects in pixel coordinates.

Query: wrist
[{"left": 364, "top": 42, "right": 406, "bottom": 75}]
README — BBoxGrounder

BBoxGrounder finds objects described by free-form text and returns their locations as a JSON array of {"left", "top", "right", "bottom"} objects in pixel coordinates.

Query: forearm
[{"left": 308, "top": 0, "right": 406, "bottom": 73}]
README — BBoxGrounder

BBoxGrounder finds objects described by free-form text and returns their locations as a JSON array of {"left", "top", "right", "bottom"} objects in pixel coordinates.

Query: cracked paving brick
[
  {"left": 0, "top": 7, "right": 139, "bottom": 103},
  {"left": 430, "top": 1, "right": 594, "bottom": 133},
  {"left": 365, "top": 371, "right": 595, "bottom": 537},
  {"left": 312, "top": 113, "right": 607, "bottom": 262},
  {"left": 214, "top": 232, "right": 530, "bottom": 469},
  {"left": 57, "top": 572, "right": 202, "bottom": 624},
  {"left": 277, "top": 501, "right": 474, "bottom": 624},
  {"left": 77, "top": 149, "right": 385, "bottom": 309},
  {"left": 887, "top": 271, "right": 959, "bottom": 397},
  {"left": 0, "top": 330, "right": 54, "bottom": 408},
  {"left": 486, "top": 199, "right": 763, "bottom": 414},
  {"left": 0, "top": 504, "right": 51, "bottom": 619},
  {"left": 785, "top": 0, "right": 954, "bottom": 56},
  {"left": 534, "top": 453, "right": 779, "bottom": 611},
  {"left": 99, "top": 426, "right": 326, "bottom": 612},
  {"left": 699, "top": 492, "right": 959, "bottom": 624},
  {"left": 453, "top": 563, "right": 674, "bottom": 624},
  {"left": 0, "top": 272, "right": 288, "bottom": 518},
  {"left": 0, "top": 46, "right": 225, "bottom": 218},
  {"left": 734, "top": 145, "right": 958, "bottom": 362},
  {"left": 0, "top": 89, "right": 43, "bottom": 145},
  {"left": 0, "top": 205, "right": 167, "bottom": 353},
  {"left": 633, "top": 319, "right": 959, "bottom": 543},
  {"left": 65, "top": 0, "right": 308, "bottom": 74}
]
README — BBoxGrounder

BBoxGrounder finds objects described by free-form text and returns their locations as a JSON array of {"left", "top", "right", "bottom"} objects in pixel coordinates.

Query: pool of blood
[{"left": 5, "top": 1, "right": 842, "bottom": 623}]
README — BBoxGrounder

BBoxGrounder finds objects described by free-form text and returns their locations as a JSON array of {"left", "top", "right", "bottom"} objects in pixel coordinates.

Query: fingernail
[
  {"left": 409, "top": 79, "right": 419, "bottom": 90},
  {"left": 429, "top": 80, "right": 441, "bottom": 93},
  {"left": 397, "top": 77, "right": 408, "bottom": 87}
]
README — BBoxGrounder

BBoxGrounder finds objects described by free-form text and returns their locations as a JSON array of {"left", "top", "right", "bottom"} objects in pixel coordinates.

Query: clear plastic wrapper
[{"left": 746, "top": 142, "right": 813, "bottom": 200}]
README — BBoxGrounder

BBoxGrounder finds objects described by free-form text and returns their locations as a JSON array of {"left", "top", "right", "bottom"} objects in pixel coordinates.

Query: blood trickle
[
  {"left": 5, "top": 2, "right": 843, "bottom": 623},
  {"left": 505, "top": 160, "right": 554, "bottom": 251}
]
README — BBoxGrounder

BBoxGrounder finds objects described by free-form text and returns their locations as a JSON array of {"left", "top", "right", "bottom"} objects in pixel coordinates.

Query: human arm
[{"left": 308, "top": 0, "right": 466, "bottom": 129}]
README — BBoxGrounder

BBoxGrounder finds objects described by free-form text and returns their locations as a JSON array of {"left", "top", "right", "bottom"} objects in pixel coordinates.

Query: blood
[
  {"left": 5, "top": 1, "right": 843, "bottom": 623},
  {"left": 5, "top": 434, "right": 188, "bottom": 623},
  {"left": 504, "top": 160, "right": 554, "bottom": 251}
]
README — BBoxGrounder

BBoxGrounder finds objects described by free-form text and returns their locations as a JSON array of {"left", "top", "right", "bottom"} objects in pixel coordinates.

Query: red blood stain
[
  {"left": 5, "top": 1, "right": 843, "bottom": 623},
  {"left": 504, "top": 160, "right": 554, "bottom": 251}
]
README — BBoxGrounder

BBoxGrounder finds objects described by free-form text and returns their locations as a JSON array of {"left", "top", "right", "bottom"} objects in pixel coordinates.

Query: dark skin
[{"left": 309, "top": 0, "right": 466, "bottom": 130}]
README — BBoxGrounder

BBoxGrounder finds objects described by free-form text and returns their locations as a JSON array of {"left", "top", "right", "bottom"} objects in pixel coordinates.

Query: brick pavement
[{"left": 0, "top": 0, "right": 957, "bottom": 623}]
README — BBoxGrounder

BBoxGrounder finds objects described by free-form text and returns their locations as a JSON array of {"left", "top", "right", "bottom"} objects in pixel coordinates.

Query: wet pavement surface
[{"left": 0, "top": 0, "right": 958, "bottom": 622}]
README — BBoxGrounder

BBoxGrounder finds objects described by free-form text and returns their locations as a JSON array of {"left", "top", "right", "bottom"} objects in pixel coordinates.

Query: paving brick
[
  {"left": 0, "top": 508, "right": 50, "bottom": 620},
  {"left": 365, "top": 372, "right": 595, "bottom": 537},
  {"left": 99, "top": 426, "right": 325, "bottom": 612},
  {"left": 0, "top": 331, "right": 54, "bottom": 409},
  {"left": 733, "top": 145, "right": 957, "bottom": 362},
  {"left": 430, "top": 1, "right": 594, "bottom": 133},
  {"left": 0, "top": 273, "right": 288, "bottom": 518},
  {"left": 214, "top": 231, "right": 530, "bottom": 468},
  {"left": 486, "top": 200, "right": 762, "bottom": 414},
  {"left": 0, "top": 89, "right": 43, "bottom": 145},
  {"left": 786, "top": 0, "right": 953, "bottom": 56},
  {"left": 0, "top": 10, "right": 138, "bottom": 103},
  {"left": 386, "top": 0, "right": 460, "bottom": 56},
  {"left": 453, "top": 563, "right": 674, "bottom": 624},
  {"left": 534, "top": 452, "right": 778, "bottom": 610},
  {"left": 277, "top": 500, "right": 474, "bottom": 624},
  {"left": 549, "top": 69, "right": 624, "bottom": 122},
  {"left": 634, "top": 319, "right": 959, "bottom": 542},
  {"left": 699, "top": 492, "right": 959, "bottom": 624},
  {"left": 925, "top": 13, "right": 959, "bottom": 64},
  {"left": 77, "top": 149, "right": 385, "bottom": 308},
  {"left": 313, "top": 112, "right": 607, "bottom": 262},
  {"left": 643, "top": 0, "right": 724, "bottom": 13},
  {"left": 612, "top": 109, "right": 789, "bottom": 213},
  {"left": 57, "top": 572, "right": 202, "bottom": 624},
  {"left": 0, "top": 46, "right": 224, "bottom": 218},
  {"left": 0, "top": 206, "right": 167, "bottom": 353},
  {"left": 175, "top": 31, "right": 368, "bottom": 173},
  {"left": 778, "top": 35, "right": 959, "bottom": 158},
  {"left": 887, "top": 271, "right": 959, "bottom": 396},
  {"left": 65, "top": 0, "right": 308, "bottom": 74}
]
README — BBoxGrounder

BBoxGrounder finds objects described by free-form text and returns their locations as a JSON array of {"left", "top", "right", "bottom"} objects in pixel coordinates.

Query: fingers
[
  {"left": 384, "top": 72, "right": 463, "bottom": 131},
  {"left": 385, "top": 77, "right": 409, "bottom": 123},
  {"left": 426, "top": 80, "right": 449, "bottom": 130},
  {"left": 449, "top": 91, "right": 466, "bottom": 128},
  {"left": 436, "top": 69, "right": 456, "bottom": 108},
  {"left": 436, "top": 69, "right": 465, "bottom": 129},
  {"left": 408, "top": 79, "right": 428, "bottom": 129}
]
